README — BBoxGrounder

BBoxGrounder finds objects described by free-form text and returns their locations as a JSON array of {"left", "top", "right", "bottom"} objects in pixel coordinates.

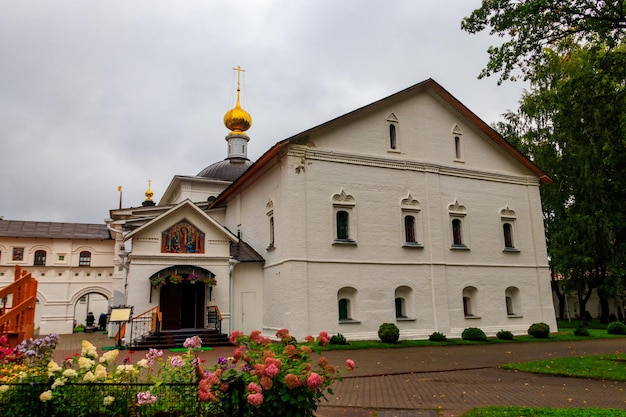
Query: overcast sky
[{"left": 0, "top": 1, "right": 528, "bottom": 224}]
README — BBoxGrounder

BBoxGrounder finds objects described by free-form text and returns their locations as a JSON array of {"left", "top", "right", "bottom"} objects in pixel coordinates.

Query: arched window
[
  {"left": 269, "top": 216, "right": 275, "bottom": 248},
  {"left": 389, "top": 124, "right": 397, "bottom": 149},
  {"left": 338, "top": 298, "right": 350, "bottom": 320},
  {"left": 505, "top": 287, "right": 521, "bottom": 316},
  {"left": 338, "top": 287, "right": 357, "bottom": 322},
  {"left": 336, "top": 211, "right": 349, "bottom": 240},
  {"left": 462, "top": 286, "right": 478, "bottom": 317},
  {"left": 34, "top": 250, "right": 46, "bottom": 266},
  {"left": 79, "top": 251, "right": 91, "bottom": 266}
]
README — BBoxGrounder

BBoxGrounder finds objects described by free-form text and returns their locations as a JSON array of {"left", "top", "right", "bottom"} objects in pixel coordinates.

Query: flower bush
[
  {"left": 198, "top": 328, "right": 354, "bottom": 417},
  {"left": 0, "top": 329, "right": 352, "bottom": 416}
]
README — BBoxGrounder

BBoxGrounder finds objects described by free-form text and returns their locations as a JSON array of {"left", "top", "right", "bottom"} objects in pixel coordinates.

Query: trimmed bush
[
  {"left": 607, "top": 321, "right": 626, "bottom": 335},
  {"left": 378, "top": 323, "right": 400, "bottom": 343},
  {"left": 527, "top": 322, "right": 550, "bottom": 338},
  {"left": 429, "top": 332, "right": 447, "bottom": 342},
  {"left": 461, "top": 327, "right": 487, "bottom": 341},
  {"left": 574, "top": 326, "right": 590, "bottom": 336},
  {"left": 329, "top": 333, "right": 348, "bottom": 345},
  {"left": 496, "top": 329, "right": 514, "bottom": 340}
]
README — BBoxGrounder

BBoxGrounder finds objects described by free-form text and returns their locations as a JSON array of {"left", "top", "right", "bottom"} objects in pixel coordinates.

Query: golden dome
[
  {"left": 224, "top": 103, "right": 252, "bottom": 134},
  {"left": 224, "top": 65, "right": 252, "bottom": 135},
  {"left": 145, "top": 180, "right": 153, "bottom": 201}
]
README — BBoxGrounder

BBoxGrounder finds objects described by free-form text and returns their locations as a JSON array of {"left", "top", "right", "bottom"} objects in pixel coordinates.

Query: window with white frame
[
  {"left": 449, "top": 200, "right": 469, "bottom": 249},
  {"left": 500, "top": 207, "right": 519, "bottom": 251},
  {"left": 452, "top": 124, "right": 464, "bottom": 161},
  {"left": 386, "top": 113, "right": 399, "bottom": 151},
  {"left": 332, "top": 190, "right": 356, "bottom": 244},
  {"left": 401, "top": 194, "right": 423, "bottom": 247}
]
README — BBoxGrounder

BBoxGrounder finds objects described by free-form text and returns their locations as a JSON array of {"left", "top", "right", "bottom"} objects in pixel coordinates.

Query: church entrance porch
[{"left": 160, "top": 282, "right": 205, "bottom": 330}]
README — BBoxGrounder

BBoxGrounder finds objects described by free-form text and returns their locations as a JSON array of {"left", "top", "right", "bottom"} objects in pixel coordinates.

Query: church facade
[{"left": 108, "top": 77, "right": 557, "bottom": 341}]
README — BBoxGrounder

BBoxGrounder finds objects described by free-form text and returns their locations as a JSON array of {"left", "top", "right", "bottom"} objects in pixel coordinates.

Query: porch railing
[
  {"left": 128, "top": 305, "right": 161, "bottom": 347},
  {"left": 0, "top": 266, "right": 38, "bottom": 347},
  {"left": 207, "top": 305, "right": 222, "bottom": 335}
]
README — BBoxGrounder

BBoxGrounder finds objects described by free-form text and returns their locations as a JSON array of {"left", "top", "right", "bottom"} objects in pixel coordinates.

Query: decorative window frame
[
  {"left": 449, "top": 200, "right": 469, "bottom": 249},
  {"left": 332, "top": 190, "right": 357, "bottom": 245},
  {"left": 266, "top": 200, "right": 275, "bottom": 250},
  {"left": 386, "top": 113, "right": 400, "bottom": 152},
  {"left": 401, "top": 194, "right": 423, "bottom": 248},
  {"left": 452, "top": 124, "right": 464, "bottom": 162},
  {"left": 500, "top": 206, "right": 520, "bottom": 252},
  {"left": 34, "top": 250, "right": 47, "bottom": 266}
]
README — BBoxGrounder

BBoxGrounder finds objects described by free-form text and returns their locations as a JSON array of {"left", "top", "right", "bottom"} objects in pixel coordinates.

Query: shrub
[
  {"left": 428, "top": 332, "right": 447, "bottom": 342},
  {"left": 496, "top": 330, "right": 514, "bottom": 340},
  {"left": 574, "top": 326, "right": 590, "bottom": 336},
  {"left": 527, "top": 322, "right": 550, "bottom": 338},
  {"left": 461, "top": 327, "right": 487, "bottom": 341},
  {"left": 329, "top": 333, "right": 348, "bottom": 345},
  {"left": 607, "top": 321, "right": 626, "bottom": 335},
  {"left": 377, "top": 323, "right": 400, "bottom": 344}
]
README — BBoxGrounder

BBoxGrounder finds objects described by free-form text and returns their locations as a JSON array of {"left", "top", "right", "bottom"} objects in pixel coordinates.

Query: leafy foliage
[
  {"left": 329, "top": 333, "right": 348, "bottom": 345},
  {"left": 607, "top": 321, "right": 626, "bottom": 335},
  {"left": 528, "top": 322, "right": 551, "bottom": 338},
  {"left": 462, "top": 0, "right": 626, "bottom": 83},
  {"left": 573, "top": 326, "right": 590, "bottom": 337},
  {"left": 462, "top": 327, "right": 488, "bottom": 341},
  {"left": 428, "top": 332, "right": 448, "bottom": 342},
  {"left": 496, "top": 330, "right": 514, "bottom": 340},
  {"left": 377, "top": 323, "right": 400, "bottom": 344}
]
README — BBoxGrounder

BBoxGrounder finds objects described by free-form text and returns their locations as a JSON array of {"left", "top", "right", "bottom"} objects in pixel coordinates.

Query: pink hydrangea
[
  {"left": 247, "top": 392, "right": 264, "bottom": 407},
  {"left": 318, "top": 331, "right": 330, "bottom": 347},
  {"left": 247, "top": 382, "right": 262, "bottom": 394},
  {"left": 265, "top": 363, "right": 279, "bottom": 378},
  {"left": 284, "top": 373, "right": 302, "bottom": 389},
  {"left": 229, "top": 330, "right": 244, "bottom": 345},
  {"left": 306, "top": 372, "right": 323, "bottom": 390}
]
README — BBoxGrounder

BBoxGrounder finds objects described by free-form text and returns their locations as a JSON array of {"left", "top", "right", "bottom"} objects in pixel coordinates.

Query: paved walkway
[{"left": 54, "top": 332, "right": 626, "bottom": 417}]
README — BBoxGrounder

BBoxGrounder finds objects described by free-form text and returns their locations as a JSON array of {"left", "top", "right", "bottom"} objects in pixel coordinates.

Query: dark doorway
[{"left": 160, "top": 283, "right": 205, "bottom": 330}]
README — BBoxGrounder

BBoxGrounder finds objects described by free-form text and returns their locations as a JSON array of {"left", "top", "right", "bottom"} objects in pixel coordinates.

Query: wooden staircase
[{"left": 0, "top": 266, "right": 38, "bottom": 347}]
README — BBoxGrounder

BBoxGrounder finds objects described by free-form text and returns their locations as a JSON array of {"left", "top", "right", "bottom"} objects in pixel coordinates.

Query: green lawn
[{"left": 461, "top": 407, "right": 625, "bottom": 416}]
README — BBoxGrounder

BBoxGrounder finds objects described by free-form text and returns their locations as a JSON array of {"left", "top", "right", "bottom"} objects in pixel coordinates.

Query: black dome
[{"left": 197, "top": 158, "right": 251, "bottom": 181}]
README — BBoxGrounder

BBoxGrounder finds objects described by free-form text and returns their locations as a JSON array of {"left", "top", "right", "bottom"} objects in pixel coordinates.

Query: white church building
[{"left": 106, "top": 76, "right": 557, "bottom": 342}]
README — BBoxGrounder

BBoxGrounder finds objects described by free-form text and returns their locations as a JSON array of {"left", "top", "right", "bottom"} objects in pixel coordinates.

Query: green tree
[
  {"left": 498, "top": 42, "right": 626, "bottom": 321},
  {"left": 462, "top": 0, "right": 626, "bottom": 83}
]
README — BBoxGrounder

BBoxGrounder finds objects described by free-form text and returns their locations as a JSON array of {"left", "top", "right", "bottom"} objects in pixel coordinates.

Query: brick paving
[{"left": 55, "top": 333, "right": 626, "bottom": 417}]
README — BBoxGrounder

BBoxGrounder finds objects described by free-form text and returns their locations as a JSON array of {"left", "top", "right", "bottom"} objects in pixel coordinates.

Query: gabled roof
[
  {"left": 0, "top": 220, "right": 112, "bottom": 240},
  {"left": 209, "top": 78, "right": 552, "bottom": 208},
  {"left": 123, "top": 199, "right": 238, "bottom": 242}
]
